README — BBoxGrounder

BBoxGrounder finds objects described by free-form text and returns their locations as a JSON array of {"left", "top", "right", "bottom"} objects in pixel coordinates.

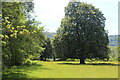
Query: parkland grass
[{"left": 3, "top": 60, "right": 118, "bottom": 78}]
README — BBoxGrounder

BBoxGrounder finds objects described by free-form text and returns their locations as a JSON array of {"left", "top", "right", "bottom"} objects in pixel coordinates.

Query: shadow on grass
[
  {"left": 2, "top": 71, "right": 28, "bottom": 78},
  {"left": 2, "top": 63, "right": 49, "bottom": 78},
  {"left": 58, "top": 62, "right": 120, "bottom": 66}
]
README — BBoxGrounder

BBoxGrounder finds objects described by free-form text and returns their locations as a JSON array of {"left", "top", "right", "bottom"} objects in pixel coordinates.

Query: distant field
[{"left": 3, "top": 60, "right": 118, "bottom": 78}]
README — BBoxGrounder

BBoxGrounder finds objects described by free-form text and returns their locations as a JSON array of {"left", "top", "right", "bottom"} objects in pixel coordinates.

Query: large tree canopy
[{"left": 52, "top": 1, "right": 109, "bottom": 64}]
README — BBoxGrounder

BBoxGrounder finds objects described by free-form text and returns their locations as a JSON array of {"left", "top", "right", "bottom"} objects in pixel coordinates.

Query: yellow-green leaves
[
  {"left": 14, "top": 30, "right": 18, "bottom": 33},
  {"left": 6, "top": 24, "right": 12, "bottom": 29},
  {"left": 5, "top": 17, "right": 9, "bottom": 19},
  {"left": 1, "top": 41, "right": 6, "bottom": 45},
  {"left": 3, "top": 17, "right": 29, "bottom": 38},
  {"left": 33, "top": 30, "right": 37, "bottom": 33},
  {"left": 0, "top": 14, "right": 2, "bottom": 17},
  {"left": 10, "top": 33, "right": 17, "bottom": 38},
  {"left": 0, "top": 34, "right": 4, "bottom": 39},
  {"left": 21, "top": 25, "right": 26, "bottom": 28},
  {"left": 17, "top": 25, "right": 26, "bottom": 30},
  {"left": 17, "top": 26, "right": 21, "bottom": 29},
  {"left": 4, "top": 17, "right": 10, "bottom": 24},
  {"left": 22, "top": 29, "right": 30, "bottom": 35},
  {"left": 19, "top": 31, "right": 23, "bottom": 35},
  {"left": 4, "top": 35, "right": 9, "bottom": 39}
]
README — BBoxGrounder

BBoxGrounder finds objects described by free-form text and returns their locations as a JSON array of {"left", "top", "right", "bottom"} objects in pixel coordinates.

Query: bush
[
  {"left": 67, "top": 58, "right": 79, "bottom": 61},
  {"left": 25, "top": 59, "right": 32, "bottom": 65}
]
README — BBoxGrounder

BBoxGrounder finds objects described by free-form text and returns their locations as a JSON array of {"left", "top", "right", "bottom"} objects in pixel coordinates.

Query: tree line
[{"left": 1, "top": 1, "right": 117, "bottom": 68}]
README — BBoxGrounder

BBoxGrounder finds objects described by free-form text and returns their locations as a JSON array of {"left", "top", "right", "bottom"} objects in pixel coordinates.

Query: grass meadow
[{"left": 2, "top": 60, "right": 119, "bottom": 78}]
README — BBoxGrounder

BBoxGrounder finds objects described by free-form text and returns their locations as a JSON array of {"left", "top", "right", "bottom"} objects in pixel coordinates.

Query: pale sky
[{"left": 33, "top": 0, "right": 118, "bottom": 35}]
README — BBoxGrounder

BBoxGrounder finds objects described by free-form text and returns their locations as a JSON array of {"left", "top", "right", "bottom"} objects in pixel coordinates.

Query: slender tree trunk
[
  {"left": 107, "top": 56, "right": 109, "bottom": 61},
  {"left": 40, "top": 55, "right": 43, "bottom": 61},
  {"left": 80, "top": 58, "right": 85, "bottom": 64},
  {"left": 53, "top": 57, "right": 55, "bottom": 61},
  {"left": 44, "top": 57, "right": 46, "bottom": 61},
  {"left": 53, "top": 54, "right": 56, "bottom": 61}
]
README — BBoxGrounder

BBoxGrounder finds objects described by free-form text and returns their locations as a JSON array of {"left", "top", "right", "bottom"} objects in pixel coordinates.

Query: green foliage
[
  {"left": 40, "top": 37, "right": 52, "bottom": 61},
  {"left": 52, "top": 1, "right": 109, "bottom": 63},
  {"left": 24, "top": 59, "right": 32, "bottom": 65},
  {"left": 109, "top": 46, "right": 120, "bottom": 61},
  {"left": 2, "top": 2, "right": 46, "bottom": 68}
]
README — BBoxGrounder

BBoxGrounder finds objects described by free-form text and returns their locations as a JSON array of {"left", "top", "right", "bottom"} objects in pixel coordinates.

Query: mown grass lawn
[{"left": 3, "top": 60, "right": 118, "bottom": 78}]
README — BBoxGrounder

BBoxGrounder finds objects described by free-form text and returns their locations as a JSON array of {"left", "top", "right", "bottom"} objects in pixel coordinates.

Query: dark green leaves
[{"left": 52, "top": 1, "right": 109, "bottom": 62}]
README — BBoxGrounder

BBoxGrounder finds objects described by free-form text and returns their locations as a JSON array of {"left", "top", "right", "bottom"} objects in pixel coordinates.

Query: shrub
[{"left": 25, "top": 59, "right": 32, "bottom": 65}]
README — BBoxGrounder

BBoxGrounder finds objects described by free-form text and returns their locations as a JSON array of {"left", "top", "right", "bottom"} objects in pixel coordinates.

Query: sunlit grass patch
[{"left": 2, "top": 60, "right": 118, "bottom": 78}]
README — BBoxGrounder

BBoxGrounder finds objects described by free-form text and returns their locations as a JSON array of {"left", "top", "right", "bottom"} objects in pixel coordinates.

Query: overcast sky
[{"left": 33, "top": 0, "right": 118, "bottom": 35}]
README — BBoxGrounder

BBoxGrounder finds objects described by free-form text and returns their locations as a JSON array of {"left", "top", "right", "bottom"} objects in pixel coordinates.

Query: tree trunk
[
  {"left": 53, "top": 54, "right": 56, "bottom": 61},
  {"left": 40, "top": 55, "right": 43, "bottom": 61},
  {"left": 53, "top": 58, "right": 55, "bottom": 61},
  {"left": 44, "top": 57, "right": 46, "bottom": 61},
  {"left": 80, "top": 58, "right": 85, "bottom": 64},
  {"left": 107, "top": 56, "right": 109, "bottom": 61}
]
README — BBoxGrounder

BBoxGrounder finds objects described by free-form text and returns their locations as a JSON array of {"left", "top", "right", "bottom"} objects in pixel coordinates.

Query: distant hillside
[
  {"left": 45, "top": 32, "right": 120, "bottom": 46},
  {"left": 108, "top": 35, "right": 120, "bottom": 46},
  {"left": 44, "top": 32, "right": 56, "bottom": 39}
]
